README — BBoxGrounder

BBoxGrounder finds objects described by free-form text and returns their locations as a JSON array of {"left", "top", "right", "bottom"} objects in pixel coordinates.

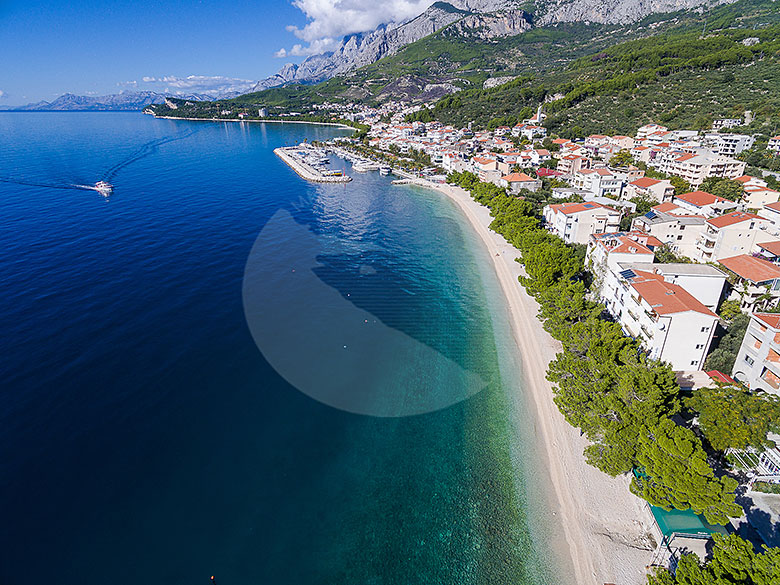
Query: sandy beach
[{"left": 414, "top": 179, "right": 657, "bottom": 585}]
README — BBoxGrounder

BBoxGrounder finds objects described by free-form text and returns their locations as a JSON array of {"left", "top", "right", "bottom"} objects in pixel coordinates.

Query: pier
[{"left": 274, "top": 145, "right": 352, "bottom": 183}]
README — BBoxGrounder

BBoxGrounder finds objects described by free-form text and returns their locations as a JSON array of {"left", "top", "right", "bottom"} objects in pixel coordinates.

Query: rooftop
[
  {"left": 758, "top": 241, "right": 780, "bottom": 256},
  {"left": 755, "top": 313, "right": 780, "bottom": 330},
  {"left": 631, "top": 177, "right": 663, "bottom": 188},
  {"left": 707, "top": 211, "right": 760, "bottom": 229},
  {"left": 719, "top": 254, "right": 780, "bottom": 283},
  {"left": 502, "top": 172, "right": 536, "bottom": 182},
  {"left": 548, "top": 201, "right": 617, "bottom": 216},
  {"left": 624, "top": 270, "right": 717, "bottom": 316},
  {"left": 676, "top": 190, "right": 727, "bottom": 207},
  {"left": 622, "top": 262, "right": 726, "bottom": 277}
]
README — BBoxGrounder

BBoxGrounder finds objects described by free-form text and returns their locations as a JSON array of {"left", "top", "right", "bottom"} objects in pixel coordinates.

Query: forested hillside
[
  {"left": 433, "top": 15, "right": 780, "bottom": 135},
  {"left": 154, "top": 0, "right": 780, "bottom": 138}
]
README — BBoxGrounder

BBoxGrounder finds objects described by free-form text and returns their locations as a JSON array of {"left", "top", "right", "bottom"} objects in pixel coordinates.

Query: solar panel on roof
[
  {"left": 645, "top": 211, "right": 657, "bottom": 219},
  {"left": 619, "top": 269, "right": 637, "bottom": 280}
]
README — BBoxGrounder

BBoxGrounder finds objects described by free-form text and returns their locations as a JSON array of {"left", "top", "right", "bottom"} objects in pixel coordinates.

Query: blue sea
[{"left": 0, "top": 113, "right": 565, "bottom": 585}]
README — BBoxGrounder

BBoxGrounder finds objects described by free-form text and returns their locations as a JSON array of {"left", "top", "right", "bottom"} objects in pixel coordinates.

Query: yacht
[
  {"left": 94, "top": 181, "right": 113, "bottom": 196},
  {"left": 379, "top": 166, "right": 391, "bottom": 176}
]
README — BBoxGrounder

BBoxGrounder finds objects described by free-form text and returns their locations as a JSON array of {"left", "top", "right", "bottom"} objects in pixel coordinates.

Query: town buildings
[
  {"left": 732, "top": 312, "right": 780, "bottom": 395},
  {"left": 718, "top": 255, "right": 780, "bottom": 311},
  {"left": 658, "top": 152, "right": 746, "bottom": 189},
  {"left": 542, "top": 201, "right": 621, "bottom": 244},
  {"left": 695, "top": 211, "right": 771, "bottom": 263},
  {"left": 599, "top": 267, "right": 719, "bottom": 370},
  {"left": 631, "top": 203, "right": 706, "bottom": 259}
]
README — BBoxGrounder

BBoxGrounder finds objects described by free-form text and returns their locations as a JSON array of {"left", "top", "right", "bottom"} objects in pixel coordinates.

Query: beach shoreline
[
  {"left": 151, "top": 114, "right": 356, "bottom": 130},
  {"left": 409, "top": 177, "right": 656, "bottom": 585}
]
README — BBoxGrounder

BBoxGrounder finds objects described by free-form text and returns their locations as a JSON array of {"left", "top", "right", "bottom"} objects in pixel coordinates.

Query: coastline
[
  {"left": 409, "top": 178, "right": 656, "bottom": 585},
  {"left": 151, "top": 114, "right": 355, "bottom": 130}
]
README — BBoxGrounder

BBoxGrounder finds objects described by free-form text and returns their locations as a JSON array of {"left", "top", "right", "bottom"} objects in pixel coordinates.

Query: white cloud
[
  {"left": 282, "top": 0, "right": 434, "bottom": 55},
  {"left": 134, "top": 75, "right": 258, "bottom": 97}
]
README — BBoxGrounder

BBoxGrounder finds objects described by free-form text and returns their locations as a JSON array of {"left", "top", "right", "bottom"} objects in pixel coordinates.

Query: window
[
  {"left": 691, "top": 360, "right": 698, "bottom": 366},
  {"left": 701, "top": 326, "right": 709, "bottom": 332},
  {"left": 677, "top": 235, "right": 683, "bottom": 240},
  {"left": 745, "top": 355, "right": 755, "bottom": 366},
  {"left": 696, "top": 344, "right": 704, "bottom": 349}
]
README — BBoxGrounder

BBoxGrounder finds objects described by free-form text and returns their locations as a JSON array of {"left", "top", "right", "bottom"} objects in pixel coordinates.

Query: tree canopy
[
  {"left": 700, "top": 177, "right": 745, "bottom": 202},
  {"left": 686, "top": 384, "right": 780, "bottom": 451},
  {"left": 446, "top": 170, "right": 743, "bottom": 525},
  {"left": 649, "top": 533, "right": 780, "bottom": 585}
]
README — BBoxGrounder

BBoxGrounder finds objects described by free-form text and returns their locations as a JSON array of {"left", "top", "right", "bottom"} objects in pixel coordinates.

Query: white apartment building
[
  {"left": 556, "top": 154, "right": 590, "bottom": 175},
  {"left": 673, "top": 190, "right": 738, "bottom": 217},
  {"left": 617, "top": 263, "right": 727, "bottom": 311},
  {"left": 767, "top": 136, "right": 780, "bottom": 154},
  {"left": 570, "top": 168, "right": 624, "bottom": 198},
  {"left": 587, "top": 232, "right": 659, "bottom": 273},
  {"left": 636, "top": 124, "right": 669, "bottom": 140},
  {"left": 501, "top": 172, "right": 542, "bottom": 193},
  {"left": 719, "top": 255, "right": 780, "bottom": 312},
  {"left": 601, "top": 268, "right": 718, "bottom": 370},
  {"left": 631, "top": 203, "right": 706, "bottom": 259},
  {"left": 759, "top": 202, "right": 780, "bottom": 237},
  {"left": 543, "top": 201, "right": 621, "bottom": 244},
  {"left": 732, "top": 312, "right": 780, "bottom": 395},
  {"left": 624, "top": 177, "right": 675, "bottom": 202},
  {"left": 703, "top": 133, "right": 756, "bottom": 157},
  {"left": 695, "top": 211, "right": 771, "bottom": 262},
  {"left": 661, "top": 152, "right": 747, "bottom": 189},
  {"left": 712, "top": 118, "right": 743, "bottom": 130}
]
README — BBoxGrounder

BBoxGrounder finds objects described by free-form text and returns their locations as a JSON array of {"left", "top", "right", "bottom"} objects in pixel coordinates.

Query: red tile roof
[
  {"left": 628, "top": 270, "right": 717, "bottom": 316},
  {"left": 707, "top": 211, "right": 760, "bottom": 229},
  {"left": 502, "top": 172, "right": 537, "bottom": 182},
  {"left": 676, "top": 190, "right": 727, "bottom": 207},
  {"left": 631, "top": 177, "right": 662, "bottom": 188},
  {"left": 549, "top": 201, "right": 618, "bottom": 215},
  {"left": 719, "top": 254, "right": 780, "bottom": 283},
  {"left": 754, "top": 313, "right": 780, "bottom": 329},
  {"left": 595, "top": 234, "right": 655, "bottom": 255},
  {"left": 758, "top": 241, "right": 780, "bottom": 256},
  {"left": 652, "top": 202, "right": 682, "bottom": 213}
]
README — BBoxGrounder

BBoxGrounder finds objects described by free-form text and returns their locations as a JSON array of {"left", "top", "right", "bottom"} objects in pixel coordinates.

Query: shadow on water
[{"left": 311, "top": 250, "right": 474, "bottom": 368}]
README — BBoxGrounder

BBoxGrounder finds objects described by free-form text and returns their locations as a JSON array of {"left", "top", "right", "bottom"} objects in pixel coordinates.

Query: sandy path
[{"left": 417, "top": 180, "right": 656, "bottom": 585}]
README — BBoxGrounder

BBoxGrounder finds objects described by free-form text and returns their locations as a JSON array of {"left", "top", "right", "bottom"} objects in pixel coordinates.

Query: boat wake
[
  {"left": 0, "top": 129, "right": 198, "bottom": 195},
  {"left": 0, "top": 177, "right": 83, "bottom": 191},
  {"left": 100, "top": 129, "right": 198, "bottom": 182}
]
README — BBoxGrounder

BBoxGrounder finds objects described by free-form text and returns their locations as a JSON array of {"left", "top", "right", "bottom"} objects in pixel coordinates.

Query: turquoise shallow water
[{"left": 0, "top": 113, "right": 563, "bottom": 584}]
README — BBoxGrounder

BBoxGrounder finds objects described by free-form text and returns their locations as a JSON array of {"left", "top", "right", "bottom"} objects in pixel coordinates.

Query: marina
[{"left": 274, "top": 144, "right": 352, "bottom": 183}]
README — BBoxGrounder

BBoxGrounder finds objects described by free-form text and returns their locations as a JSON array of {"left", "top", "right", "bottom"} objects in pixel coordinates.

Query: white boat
[
  {"left": 379, "top": 166, "right": 391, "bottom": 176},
  {"left": 94, "top": 181, "right": 113, "bottom": 196}
]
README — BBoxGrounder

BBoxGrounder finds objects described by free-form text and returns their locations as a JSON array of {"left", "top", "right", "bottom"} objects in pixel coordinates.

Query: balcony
[{"left": 761, "top": 368, "right": 780, "bottom": 390}]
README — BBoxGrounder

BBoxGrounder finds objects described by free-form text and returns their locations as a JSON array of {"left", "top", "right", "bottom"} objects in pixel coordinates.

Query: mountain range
[
  {"left": 7, "top": 0, "right": 740, "bottom": 111},
  {"left": 248, "top": 0, "right": 735, "bottom": 91},
  {"left": 4, "top": 91, "right": 217, "bottom": 112}
]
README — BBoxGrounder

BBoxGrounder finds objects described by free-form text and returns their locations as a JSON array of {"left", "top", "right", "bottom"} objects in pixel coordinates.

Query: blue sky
[{"left": 0, "top": 0, "right": 435, "bottom": 105}]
